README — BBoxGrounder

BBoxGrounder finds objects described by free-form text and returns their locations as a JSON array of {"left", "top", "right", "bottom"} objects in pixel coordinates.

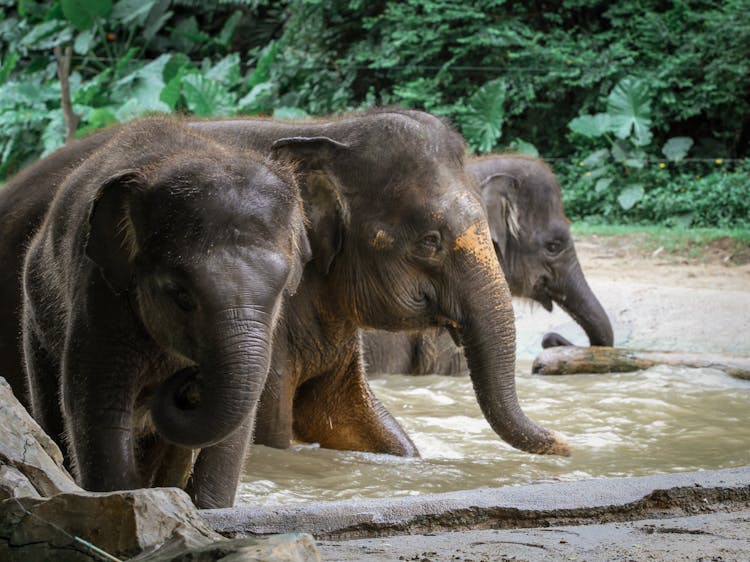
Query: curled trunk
[{"left": 151, "top": 316, "right": 270, "bottom": 449}]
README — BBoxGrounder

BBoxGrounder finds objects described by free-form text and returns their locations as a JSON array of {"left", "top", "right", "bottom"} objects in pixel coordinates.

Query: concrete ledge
[{"left": 201, "top": 466, "right": 750, "bottom": 540}]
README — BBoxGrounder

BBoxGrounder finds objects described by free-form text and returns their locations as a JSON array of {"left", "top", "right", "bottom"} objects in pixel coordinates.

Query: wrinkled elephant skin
[
  {"left": 363, "top": 154, "right": 613, "bottom": 375},
  {"left": 19, "top": 118, "right": 309, "bottom": 508}
]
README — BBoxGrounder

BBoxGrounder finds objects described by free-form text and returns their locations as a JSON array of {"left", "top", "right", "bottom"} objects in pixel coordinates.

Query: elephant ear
[
  {"left": 286, "top": 227, "right": 312, "bottom": 295},
  {"left": 478, "top": 172, "right": 520, "bottom": 260},
  {"left": 85, "top": 169, "right": 146, "bottom": 294},
  {"left": 270, "top": 136, "right": 350, "bottom": 276}
]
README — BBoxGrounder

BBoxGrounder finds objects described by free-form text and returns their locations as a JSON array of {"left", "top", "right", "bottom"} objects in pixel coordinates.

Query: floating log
[{"left": 532, "top": 346, "right": 750, "bottom": 380}]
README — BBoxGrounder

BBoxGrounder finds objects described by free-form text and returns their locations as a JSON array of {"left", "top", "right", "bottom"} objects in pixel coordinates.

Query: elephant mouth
[
  {"left": 437, "top": 315, "right": 463, "bottom": 346},
  {"left": 172, "top": 366, "right": 202, "bottom": 410},
  {"left": 531, "top": 278, "right": 554, "bottom": 312}
]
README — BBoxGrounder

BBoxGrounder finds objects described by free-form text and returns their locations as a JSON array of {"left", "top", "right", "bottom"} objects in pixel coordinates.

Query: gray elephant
[
  {"left": 2, "top": 111, "right": 569, "bottom": 509},
  {"left": 362, "top": 154, "right": 613, "bottom": 375},
  {"left": 21, "top": 118, "right": 309, "bottom": 507}
]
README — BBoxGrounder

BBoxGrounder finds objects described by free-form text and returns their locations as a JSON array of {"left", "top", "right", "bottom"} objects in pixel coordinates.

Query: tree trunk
[{"left": 532, "top": 346, "right": 750, "bottom": 380}]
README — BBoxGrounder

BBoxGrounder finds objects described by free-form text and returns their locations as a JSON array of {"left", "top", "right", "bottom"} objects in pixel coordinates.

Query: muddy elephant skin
[
  {"left": 362, "top": 154, "right": 614, "bottom": 375},
  {"left": 1, "top": 111, "right": 569, "bottom": 507},
  {"left": 20, "top": 118, "right": 309, "bottom": 508}
]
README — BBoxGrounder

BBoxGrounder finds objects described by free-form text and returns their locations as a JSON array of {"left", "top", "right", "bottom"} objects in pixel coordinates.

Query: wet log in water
[{"left": 532, "top": 346, "right": 750, "bottom": 381}]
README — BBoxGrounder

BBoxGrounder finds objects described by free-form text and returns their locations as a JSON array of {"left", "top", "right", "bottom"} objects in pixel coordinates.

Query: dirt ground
[{"left": 573, "top": 232, "right": 750, "bottom": 291}]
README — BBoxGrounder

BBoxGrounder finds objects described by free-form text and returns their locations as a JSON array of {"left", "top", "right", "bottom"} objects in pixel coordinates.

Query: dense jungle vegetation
[{"left": 1, "top": 0, "right": 748, "bottom": 227}]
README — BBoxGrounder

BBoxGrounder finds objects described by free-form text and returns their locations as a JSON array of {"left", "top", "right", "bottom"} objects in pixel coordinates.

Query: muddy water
[{"left": 238, "top": 362, "right": 750, "bottom": 506}]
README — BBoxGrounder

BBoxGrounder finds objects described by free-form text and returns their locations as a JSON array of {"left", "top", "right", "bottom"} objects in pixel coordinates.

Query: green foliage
[
  {"left": 0, "top": 0, "right": 747, "bottom": 230},
  {"left": 558, "top": 160, "right": 750, "bottom": 229},
  {"left": 456, "top": 78, "right": 506, "bottom": 153}
]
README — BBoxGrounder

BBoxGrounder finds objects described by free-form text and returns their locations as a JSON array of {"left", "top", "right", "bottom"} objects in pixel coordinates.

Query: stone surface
[
  {"left": 0, "top": 376, "right": 321, "bottom": 561},
  {"left": 1, "top": 487, "right": 218, "bottom": 560},
  {"left": 316, "top": 509, "right": 750, "bottom": 561},
  {"left": 0, "top": 377, "right": 80, "bottom": 499},
  {"left": 136, "top": 533, "right": 321, "bottom": 561},
  {"left": 203, "top": 466, "right": 750, "bottom": 539}
]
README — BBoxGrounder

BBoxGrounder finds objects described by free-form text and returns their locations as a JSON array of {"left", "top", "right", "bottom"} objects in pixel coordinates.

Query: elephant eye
[
  {"left": 415, "top": 231, "right": 442, "bottom": 257},
  {"left": 545, "top": 240, "right": 564, "bottom": 254},
  {"left": 163, "top": 281, "right": 195, "bottom": 312}
]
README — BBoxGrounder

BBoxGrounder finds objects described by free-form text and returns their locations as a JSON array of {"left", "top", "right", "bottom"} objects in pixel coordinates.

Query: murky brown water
[{"left": 238, "top": 362, "right": 750, "bottom": 506}]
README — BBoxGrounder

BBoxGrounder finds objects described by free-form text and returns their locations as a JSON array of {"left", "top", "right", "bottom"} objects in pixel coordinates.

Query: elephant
[
  {"left": 0, "top": 110, "right": 570, "bottom": 508},
  {"left": 19, "top": 118, "right": 310, "bottom": 508},
  {"left": 362, "top": 154, "right": 614, "bottom": 375}
]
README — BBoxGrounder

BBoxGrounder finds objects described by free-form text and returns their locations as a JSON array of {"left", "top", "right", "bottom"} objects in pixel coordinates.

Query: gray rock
[
  {"left": 135, "top": 533, "right": 321, "bottom": 561},
  {"left": 0, "top": 376, "right": 321, "bottom": 561},
  {"left": 1, "top": 469, "right": 319, "bottom": 561},
  {"left": 0, "top": 377, "right": 79, "bottom": 499}
]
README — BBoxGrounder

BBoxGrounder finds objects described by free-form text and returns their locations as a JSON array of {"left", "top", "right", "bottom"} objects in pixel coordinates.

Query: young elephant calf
[{"left": 21, "top": 118, "right": 309, "bottom": 508}]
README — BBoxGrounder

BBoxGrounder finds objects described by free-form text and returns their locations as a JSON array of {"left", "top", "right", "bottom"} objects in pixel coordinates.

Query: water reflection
[{"left": 239, "top": 363, "right": 750, "bottom": 505}]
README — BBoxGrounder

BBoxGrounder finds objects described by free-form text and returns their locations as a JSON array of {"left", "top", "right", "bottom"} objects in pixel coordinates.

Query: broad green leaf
[
  {"left": 236, "top": 82, "right": 275, "bottom": 114},
  {"left": 0, "top": 52, "right": 19, "bottom": 84},
  {"left": 159, "top": 69, "right": 184, "bottom": 110},
  {"left": 624, "top": 148, "right": 647, "bottom": 168},
  {"left": 607, "top": 77, "right": 652, "bottom": 146},
  {"left": 143, "top": 10, "right": 173, "bottom": 43},
  {"left": 20, "top": 20, "right": 72, "bottom": 49},
  {"left": 582, "top": 148, "right": 610, "bottom": 167},
  {"left": 617, "top": 183, "right": 644, "bottom": 210},
  {"left": 460, "top": 78, "right": 506, "bottom": 153},
  {"left": 182, "top": 73, "right": 235, "bottom": 117},
  {"left": 111, "top": 0, "right": 155, "bottom": 25},
  {"left": 163, "top": 53, "right": 192, "bottom": 82},
  {"left": 587, "top": 166, "right": 610, "bottom": 180},
  {"left": 205, "top": 53, "right": 241, "bottom": 87},
  {"left": 594, "top": 177, "right": 613, "bottom": 193},
  {"left": 610, "top": 140, "right": 629, "bottom": 163},
  {"left": 61, "top": 0, "right": 112, "bottom": 31},
  {"left": 84, "top": 107, "right": 118, "bottom": 128},
  {"left": 247, "top": 42, "right": 279, "bottom": 88},
  {"left": 662, "top": 136, "right": 693, "bottom": 161},
  {"left": 272, "top": 107, "right": 310, "bottom": 120},
  {"left": 113, "top": 55, "right": 171, "bottom": 119},
  {"left": 217, "top": 10, "right": 242, "bottom": 47},
  {"left": 73, "top": 29, "right": 95, "bottom": 54},
  {"left": 41, "top": 113, "right": 66, "bottom": 155},
  {"left": 73, "top": 68, "right": 112, "bottom": 106},
  {"left": 509, "top": 138, "right": 539, "bottom": 157},
  {"left": 568, "top": 113, "right": 612, "bottom": 138}
]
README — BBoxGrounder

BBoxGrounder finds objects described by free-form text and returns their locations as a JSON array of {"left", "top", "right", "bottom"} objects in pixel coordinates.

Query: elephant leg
[
  {"left": 293, "top": 360, "right": 419, "bottom": 457},
  {"left": 253, "top": 366, "right": 296, "bottom": 449},
  {"left": 186, "top": 414, "right": 254, "bottom": 508},
  {"left": 61, "top": 328, "right": 142, "bottom": 491},
  {"left": 23, "top": 328, "right": 66, "bottom": 456},
  {"left": 138, "top": 434, "right": 194, "bottom": 490}
]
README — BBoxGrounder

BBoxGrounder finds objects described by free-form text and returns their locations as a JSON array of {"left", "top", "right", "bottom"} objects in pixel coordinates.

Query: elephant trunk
[
  {"left": 552, "top": 259, "right": 613, "bottom": 347},
  {"left": 151, "top": 311, "right": 271, "bottom": 449},
  {"left": 456, "top": 223, "right": 570, "bottom": 456}
]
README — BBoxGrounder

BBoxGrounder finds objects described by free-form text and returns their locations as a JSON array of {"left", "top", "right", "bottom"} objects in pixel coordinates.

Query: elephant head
[
  {"left": 270, "top": 110, "right": 569, "bottom": 457},
  {"left": 85, "top": 151, "right": 310, "bottom": 449},
  {"left": 473, "top": 155, "right": 613, "bottom": 347}
]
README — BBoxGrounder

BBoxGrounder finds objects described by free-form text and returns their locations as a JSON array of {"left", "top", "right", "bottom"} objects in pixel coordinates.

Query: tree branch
[{"left": 54, "top": 45, "right": 82, "bottom": 144}]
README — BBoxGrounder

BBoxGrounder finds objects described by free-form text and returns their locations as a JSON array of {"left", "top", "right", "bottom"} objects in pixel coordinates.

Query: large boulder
[
  {"left": 0, "top": 377, "right": 79, "bottom": 499},
  {"left": 0, "top": 377, "right": 320, "bottom": 561}
]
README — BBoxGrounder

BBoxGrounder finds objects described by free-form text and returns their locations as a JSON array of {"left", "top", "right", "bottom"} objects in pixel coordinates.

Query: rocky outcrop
[
  {"left": 0, "top": 377, "right": 79, "bottom": 500},
  {"left": 0, "top": 377, "right": 320, "bottom": 561}
]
